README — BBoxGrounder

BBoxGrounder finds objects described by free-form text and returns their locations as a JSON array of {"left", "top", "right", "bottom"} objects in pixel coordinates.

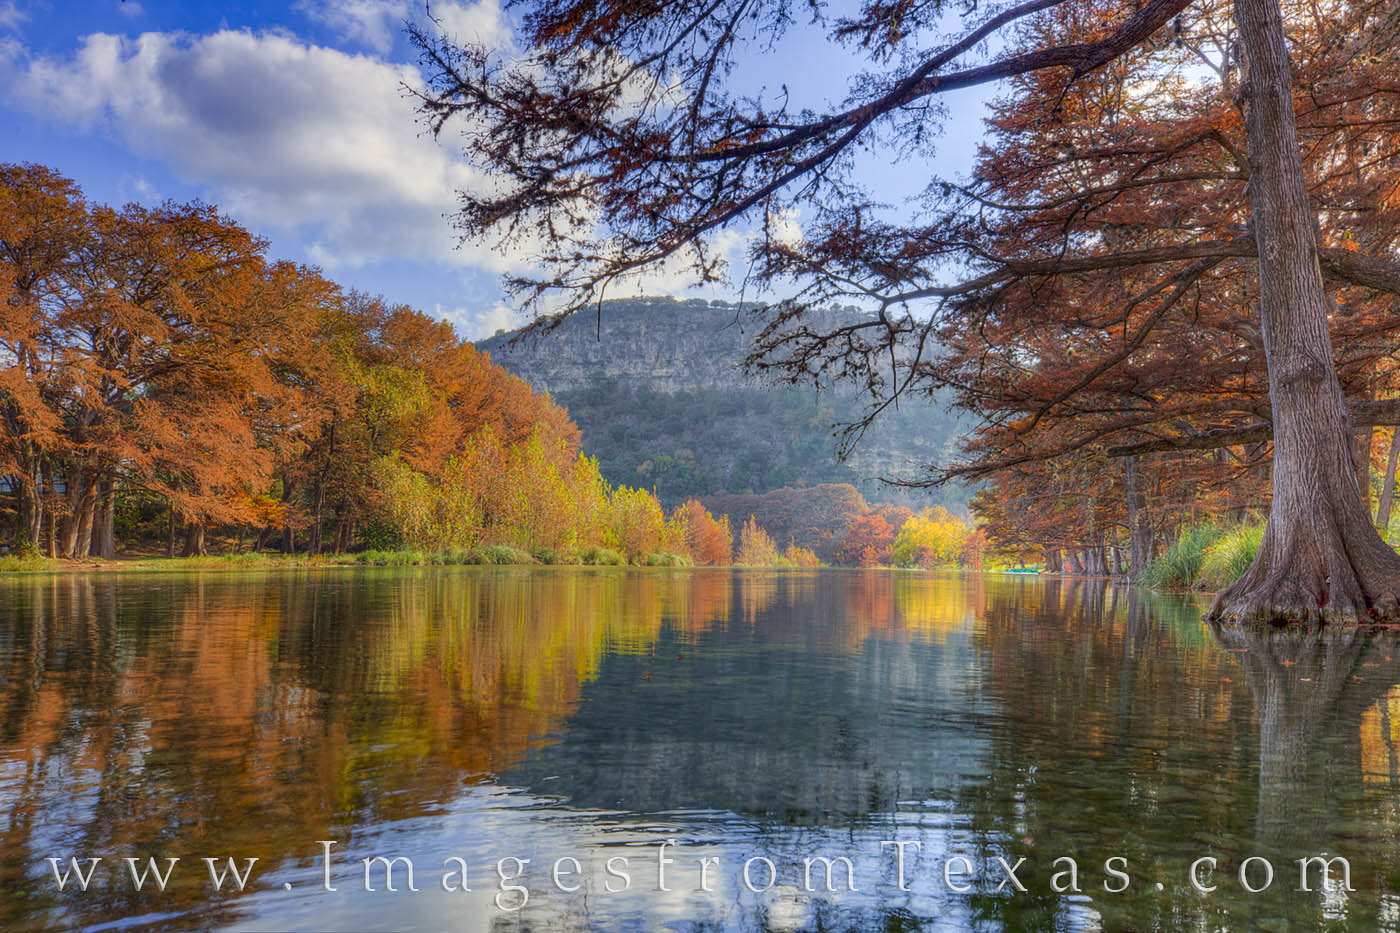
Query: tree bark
[
  {"left": 94, "top": 473, "right": 116, "bottom": 559},
  {"left": 1209, "top": 0, "right": 1400, "bottom": 624},
  {"left": 182, "top": 522, "right": 207, "bottom": 557},
  {"left": 58, "top": 467, "right": 90, "bottom": 559},
  {"left": 1124, "top": 456, "right": 1154, "bottom": 578},
  {"left": 1067, "top": 549, "right": 1085, "bottom": 575},
  {"left": 70, "top": 479, "right": 97, "bottom": 560},
  {"left": 15, "top": 469, "right": 42, "bottom": 550},
  {"left": 1378, "top": 429, "right": 1400, "bottom": 534},
  {"left": 42, "top": 461, "right": 56, "bottom": 558},
  {"left": 1044, "top": 547, "right": 1061, "bottom": 574},
  {"left": 1357, "top": 426, "right": 1376, "bottom": 517}
]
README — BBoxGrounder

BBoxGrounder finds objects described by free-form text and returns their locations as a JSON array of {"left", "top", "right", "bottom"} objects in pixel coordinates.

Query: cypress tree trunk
[
  {"left": 182, "top": 522, "right": 207, "bottom": 557},
  {"left": 58, "top": 466, "right": 87, "bottom": 558},
  {"left": 1124, "top": 456, "right": 1154, "bottom": 578},
  {"left": 17, "top": 469, "right": 41, "bottom": 550},
  {"left": 94, "top": 473, "right": 116, "bottom": 559},
  {"left": 70, "top": 480, "right": 97, "bottom": 560},
  {"left": 1377, "top": 430, "right": 1400, "bottom": 533},
  {"left": 1209, "top": 0, "right": 1400, "bottom": 624},
  {"left": 1044, "top": 547, "right": 1061, "bottom": 574}
]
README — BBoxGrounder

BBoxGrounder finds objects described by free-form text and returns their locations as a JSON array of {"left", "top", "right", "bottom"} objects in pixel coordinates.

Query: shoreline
[{"left": 0, "top": 554, "right": 1030, "bottom": 576}]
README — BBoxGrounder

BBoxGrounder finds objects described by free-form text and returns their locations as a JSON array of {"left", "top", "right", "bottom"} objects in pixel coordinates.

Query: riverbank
[
  {"left": 0, "top": 547, "right": 686, "bottom": 574},
  {"left": 0, "top": 550, "right": 1015, "bottom": 575}
]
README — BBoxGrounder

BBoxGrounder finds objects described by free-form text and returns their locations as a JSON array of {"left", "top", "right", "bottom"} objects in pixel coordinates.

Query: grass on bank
[
  {"left": 0, "top": 545, "right": 699, "bottom": 573},
  {"left": 1140, "top": 522, "right": 1265, "bottom": 591}
]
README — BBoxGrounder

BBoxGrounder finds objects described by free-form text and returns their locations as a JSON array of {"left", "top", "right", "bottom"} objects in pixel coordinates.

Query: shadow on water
[{"left": 2, "top": 570, "right": 1400, "bottom": 930}]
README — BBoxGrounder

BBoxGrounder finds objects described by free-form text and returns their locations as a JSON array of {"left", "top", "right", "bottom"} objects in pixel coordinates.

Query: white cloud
[
  {"left": 0, "top": 1, "right": 27, "bottom": 31},
  {"left": 436, "top": 300, "right": 521, "bottom": 340},
  {"left": 294, "top": 0, "right": 404, "bottom": 52},
  {"left": 117, "top": 1, "right": 145, "bottom": 18},
  {"left": 294, "top": 0, "right": 505, "bottom": 53},
  {"left": 0, "top": 2, "right": 753, "bottom": 330},
  {"left": 430, "top": 0, "right": 508, "bottom": 48},
  {"left": 0, "top": 24, "right": 520, "bottom": 273}
]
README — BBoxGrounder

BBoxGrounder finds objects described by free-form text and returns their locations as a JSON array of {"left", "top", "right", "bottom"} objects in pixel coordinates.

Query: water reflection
[
  {"left": 1, "top": 570, "right": 1399, "bottom": 930},
  {"left": 1212, "top": 624, "right": 1400, "bottom": 850}
]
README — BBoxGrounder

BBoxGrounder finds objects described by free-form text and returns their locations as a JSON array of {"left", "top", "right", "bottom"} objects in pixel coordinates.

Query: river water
[{"left": 1, "top": 568, "right": 1397, "bottom": 930}]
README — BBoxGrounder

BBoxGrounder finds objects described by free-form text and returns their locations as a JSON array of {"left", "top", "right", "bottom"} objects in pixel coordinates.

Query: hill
[{"left": 476, "top": 297, "right": 970, "bottom": 512}]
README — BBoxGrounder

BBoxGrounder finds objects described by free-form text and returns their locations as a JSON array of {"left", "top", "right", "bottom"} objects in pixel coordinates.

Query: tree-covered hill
[{"left": 477, "top": 297, "right": 970, "bottom": 511}]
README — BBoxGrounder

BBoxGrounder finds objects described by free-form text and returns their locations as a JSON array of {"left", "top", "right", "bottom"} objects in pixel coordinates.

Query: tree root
[{"left": 1207, "top": 519, "right": 1400, "bottom": 627}]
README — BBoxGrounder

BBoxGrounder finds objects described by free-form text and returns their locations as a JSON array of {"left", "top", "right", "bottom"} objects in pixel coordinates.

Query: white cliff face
[
  {"left": 480, "top": 297, "right": 771, "bottom": 393},
  {"left": 477, "top": 297, "right": 971, "bottom": 511}
]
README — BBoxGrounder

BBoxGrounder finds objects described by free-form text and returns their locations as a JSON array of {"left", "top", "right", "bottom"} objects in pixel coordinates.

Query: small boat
[{"left": 1004, "top": 568, "right": 1041, "bottom": 574}]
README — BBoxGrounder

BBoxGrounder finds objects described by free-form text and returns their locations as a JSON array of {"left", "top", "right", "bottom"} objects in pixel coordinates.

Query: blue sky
[{"left": 0, "top": 0, "right": 994, "bottom": 338}]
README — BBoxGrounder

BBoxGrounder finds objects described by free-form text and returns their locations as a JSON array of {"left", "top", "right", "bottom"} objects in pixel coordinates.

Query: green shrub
[
  {"left": 645, "top": 552, "right": 692, "bottom": 567},
  {"left": 529, "top": 546, "right": 580, "bottom": 565},
  {"left": 1197, "top": 523, "right": 1265, "bottom": 591},
  {"left": 1141, "top": 522, "right": 1265, "bottom": 591},
  {"left": 0, "top": 552, "right": 54, "bottom": 573},
  {"left": 430, "top": 547, "right": 474, "bottom": 565},
  {"left": 358, "top": 520, "right": 403, "bottom": 551},
  {"left": 1140, "top": 524, "right": 1221, "bottom": 589},
  {"left": 355, "top": 549, "right": 427, "bottom": 566},
  {"left": 466, "top": 545, "right": 536, "bottom": 565},
  {"left": 581, "top": 546, "right": 627, "bottom": 566}
]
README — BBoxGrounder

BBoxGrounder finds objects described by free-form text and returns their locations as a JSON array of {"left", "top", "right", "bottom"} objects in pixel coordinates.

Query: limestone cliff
[{"left": 477, "top": 297, "right": 970, "bottom": 510}]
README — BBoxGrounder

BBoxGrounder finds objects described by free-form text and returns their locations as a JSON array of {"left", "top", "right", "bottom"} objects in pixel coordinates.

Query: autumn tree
[
  {"left": 735, "top": 515, "right": 781, "bottom": 566},
  {"left": 1, "top": 166, "right": 596, "bottom": 562},
  {"left": 892, "top": 506, "right": 971, "bottom": 569},
  {"left": 415, "top": 0, "right": 1400, "bottom": 622},
  {"left": 675, "top": 498, "right": 733, "bottom": 565},
  {"left": 702, "top": 483, "right": 868, "bottom": 563},
  {"left": 0, "top": 164, "right": 83, "bottom": 551},
  {"left": 837, "top": 511, "right": 896, "bottom": 567}
]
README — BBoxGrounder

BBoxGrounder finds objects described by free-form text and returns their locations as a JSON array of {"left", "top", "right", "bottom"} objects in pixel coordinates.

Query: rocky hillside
[{"left": 477, "top": 297, "right": 970, "bottom": 511}]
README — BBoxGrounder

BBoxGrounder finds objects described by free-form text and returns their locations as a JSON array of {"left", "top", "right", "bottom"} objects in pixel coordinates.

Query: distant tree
[
  {"left": 782, "top": 542, "right": 821, "bottom": 568},
  {"left": 837, "top": 512, "right": 896, "bottom": 567},
  {"left": 675, "top": 498, "right": 733, "bottom": 565},
  {"left": 703, "top": 483, "right": 869, "bottom": 562},
  {"left": 735, "top": 515, "right": 781, "bottom": 566},
  {"left": 892, "top": 507, "right": 970, "bottom": 569}
]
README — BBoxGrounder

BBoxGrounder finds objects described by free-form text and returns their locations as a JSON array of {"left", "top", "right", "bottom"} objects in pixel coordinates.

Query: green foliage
[
  {"left": 0, "top": 552, "right": 57, "bottom": 573},
  {"left": 1141, "top": 525, "right": 1220, "bottom": 589},
  {"left": 356, "top": 549, "right": 428, "bottom": 566},
  {"left": 479, "top": 298, "right": 972, "bottom": 512},
  {"left": 358, "top": 520, "right": 403, "bottom": 551},
  {"left": 645, "top": 552, "right": 692, "bottom": 567},
  {"left": 1198, "top": 524, "right": 1266, "bottom": 591},
  {"left": 1141, "top": 523, "right": 1263, "bottom": 590},
  {"left": 582, "top": 546, "right": 627, "bottom": 565},
  {"left": 530, "top": 546, "right": 578, "bottom": 565},
  {"left": 430, "top": 547, "right": 476, "bottom": 565},
  {"left": 465, "top": 545, "right": 537, "bottom": 565}
]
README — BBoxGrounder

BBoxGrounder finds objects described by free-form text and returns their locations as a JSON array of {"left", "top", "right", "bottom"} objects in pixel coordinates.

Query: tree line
[{"left": 0, "top": 163, "right": 754, "bottom": 565}]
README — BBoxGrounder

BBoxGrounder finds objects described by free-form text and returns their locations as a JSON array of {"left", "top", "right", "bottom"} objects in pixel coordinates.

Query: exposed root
[{"left": 1207, "top": 513, "right": 1400, "bottom": 627}]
